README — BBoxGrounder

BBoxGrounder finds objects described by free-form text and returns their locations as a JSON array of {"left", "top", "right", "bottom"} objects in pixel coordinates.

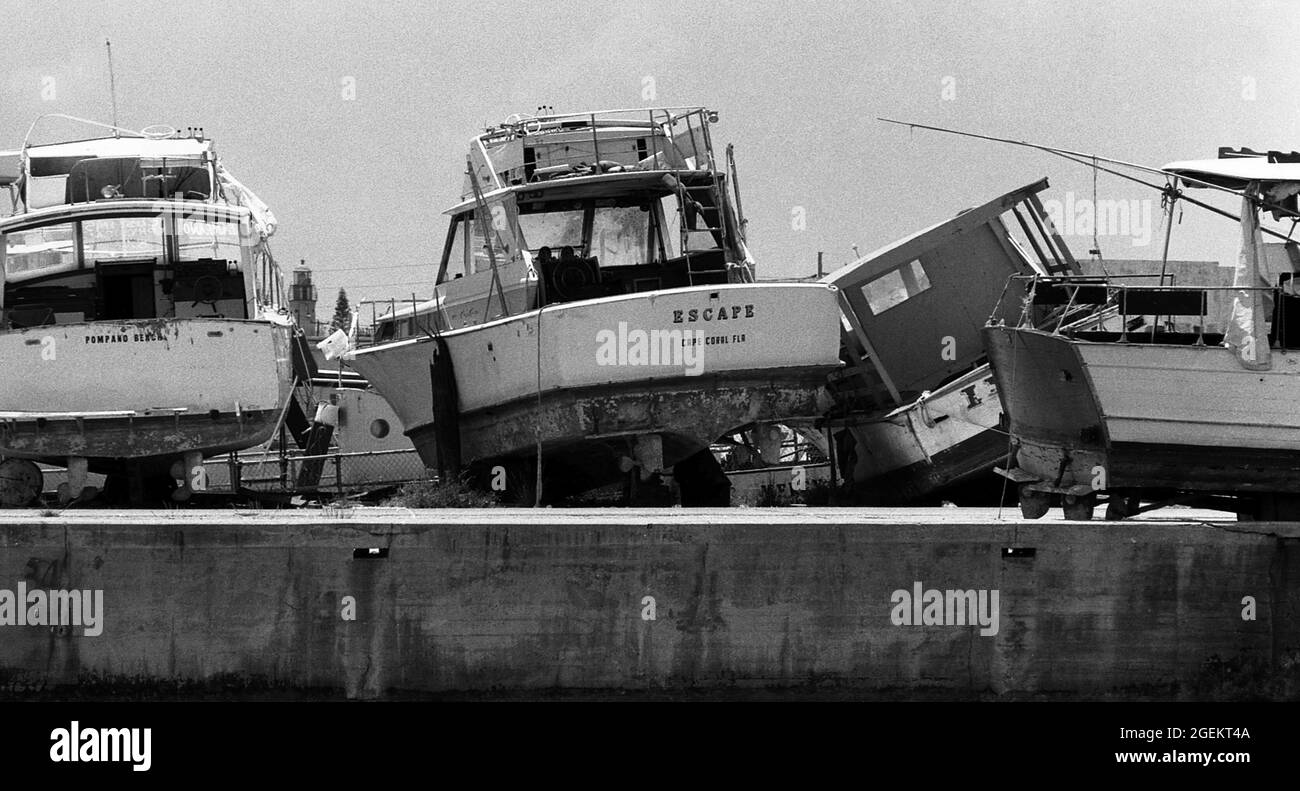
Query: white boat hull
[
  {"left": 984, "top": 325, "right": 1300, "bottom": 497},
  {"left": 0, "top": 318, "right": 295, "bottom": 473},
  {"left": 348, "top": 282, "right": 843, "bottom": 498}
]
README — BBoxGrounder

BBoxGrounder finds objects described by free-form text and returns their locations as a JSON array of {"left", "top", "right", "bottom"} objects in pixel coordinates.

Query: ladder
[{"left": 665, "top": 110, "right": 733, "bottom": 286}]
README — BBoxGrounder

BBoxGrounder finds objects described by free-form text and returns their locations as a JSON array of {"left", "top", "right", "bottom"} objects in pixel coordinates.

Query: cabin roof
[
  {"left": 0, "top": 197, "right": 249, "bottom": 232},
  {"left": 442, "top": 168, "right": 697, "bottom": 215},
  {"left": 821, "top": 178, "right": 1051, "bottom": 286},
  {"left": 25, "top": 136, "right": 211, "bottom": 160},
  {"left": 1162, "top": 158, "right": 1300, "bottom": 189}
]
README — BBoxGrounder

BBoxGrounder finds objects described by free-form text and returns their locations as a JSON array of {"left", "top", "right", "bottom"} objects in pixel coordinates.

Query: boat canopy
[
  {"left": 1163, "top": 153, "right": 1300, "bottom": 191},
  {"left": 26, "top": 136, "right": 210, "bottom": 161}
]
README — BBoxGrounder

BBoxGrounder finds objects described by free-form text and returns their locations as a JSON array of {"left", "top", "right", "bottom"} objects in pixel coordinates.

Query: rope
[
  {"left": 1091, "top": 156, "right": 1109, "bottom": 276},
  {"left": 878, "top": 117, "right": 1300, "bottom": 217}
]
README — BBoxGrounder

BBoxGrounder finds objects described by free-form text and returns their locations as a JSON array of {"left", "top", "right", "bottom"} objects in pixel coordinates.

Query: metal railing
[
  {"left": 205, "top": 447, "right": 431, "bottom": 498},
  {"left": 994, "top": 273, "right": 1292, "bottom": 344}
]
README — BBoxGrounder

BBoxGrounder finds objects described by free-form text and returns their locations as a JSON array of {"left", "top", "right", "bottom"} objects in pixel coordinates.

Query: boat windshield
[
  {"left": 590, "top": 205, "right": 650, "bottom": 267},
  {"left": 82, "top": 216, "right": 165, "bottom": 263},
  {"left": 175, "top": 213, "right": 245, "bottom": 266},
  {"left": 2, "top": 222, "right": 77, "bottom": 279},
  {"left": 514, "top": 201, "right": 662, "bottom": 267},
  {"left": 3, "top": 211, "right": 250, "bottom": 282},
  {"left": 517, "top": 208, "right": 584, "bottom": 252}
]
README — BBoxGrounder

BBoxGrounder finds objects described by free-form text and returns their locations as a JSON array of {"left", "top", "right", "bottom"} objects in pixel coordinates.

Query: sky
[{"left": 3, "top": 0, "right": 1298, "bottom": 325}]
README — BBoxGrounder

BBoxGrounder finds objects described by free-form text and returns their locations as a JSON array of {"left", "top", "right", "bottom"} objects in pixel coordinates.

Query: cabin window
[
  {"left": 2, "top": 221, "right": 77, "bottom": 279},
  {"left": 656, "top": 197, "right": 681, "bottom": 260},
  {"left": 468, "top": 212, "right": 511, "bottom": 274},
  {"left": 174, "top": 213, "right": 244, "bottom": 267},
  {"left": 860, "top": 259, "right": 932, "bottom": 315},
  {"left": 591, "top": 205, "right": 650, "bottom": 267},
  {"left": 516, "top": 207, "right": 584, "bottom": 255},
  {"left": 81, "top": 216, "right": 165, "bottom": 264},
  {"left": 443, "top": 217, "right": 469, "bottom": 278}
]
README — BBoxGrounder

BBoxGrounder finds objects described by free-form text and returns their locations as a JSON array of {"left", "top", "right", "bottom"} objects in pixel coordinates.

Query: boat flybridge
[
  {"left": 0, "top": 116, "right": 299, "bottom": 506},
  {"left": 347, "top": 107, "right": 844, "bottom": 504}
]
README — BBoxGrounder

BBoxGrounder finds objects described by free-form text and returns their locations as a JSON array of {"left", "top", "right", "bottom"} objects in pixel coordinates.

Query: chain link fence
[{"left": 202, "top": 447, "right": 432, "bottom": 498}]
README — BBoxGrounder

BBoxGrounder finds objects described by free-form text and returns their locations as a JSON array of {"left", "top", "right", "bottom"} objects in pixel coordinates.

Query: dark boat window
[{"left": 442, "top": 216, "right": 469, "bottom": 279}]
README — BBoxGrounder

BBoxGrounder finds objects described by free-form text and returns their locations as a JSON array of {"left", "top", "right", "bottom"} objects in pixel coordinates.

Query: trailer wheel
[
  {"left": 0, "top": 459, "right": 43, "bottom": 507},
  {"left": 1018, "top": 484, "right": 1050, "bottom": 519}
]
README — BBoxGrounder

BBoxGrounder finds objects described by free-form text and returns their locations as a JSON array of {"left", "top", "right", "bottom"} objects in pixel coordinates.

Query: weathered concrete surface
[{"left": 0, "top": 508, "right": 1295, "bottom": 698}]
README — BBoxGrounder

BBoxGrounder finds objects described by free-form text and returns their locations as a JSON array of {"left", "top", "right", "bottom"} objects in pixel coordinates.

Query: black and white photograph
[{"left": 0, "top": 0, "right": 1291, "bottom": 775}]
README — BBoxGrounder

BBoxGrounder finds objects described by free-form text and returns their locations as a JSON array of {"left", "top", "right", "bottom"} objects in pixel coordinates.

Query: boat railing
[
  {"left": 995, "top": 272, "right": 1296, "bottom": 345},
  {"left": 473, "top": 106, "right": 723, "bottom": 190}
]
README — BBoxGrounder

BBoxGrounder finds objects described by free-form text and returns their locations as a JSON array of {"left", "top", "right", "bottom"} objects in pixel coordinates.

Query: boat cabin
[
  {"left": 822, "top": 179, "right": 1080, "bottom": 413},
  {"left": 373, "top": 108, "right": 750, "bottom": 342},
  {"left": 1, "top": 203, "right": 258, "bottom": 327}
]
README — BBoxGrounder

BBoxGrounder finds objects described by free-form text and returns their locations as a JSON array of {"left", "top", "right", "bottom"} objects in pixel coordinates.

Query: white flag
[{"left": 316, "top": 328, "right": 351, "bottom": 361}]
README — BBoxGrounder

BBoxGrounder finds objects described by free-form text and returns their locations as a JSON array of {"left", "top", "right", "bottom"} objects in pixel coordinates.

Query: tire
[{"left": 0, "top": 458, "right": 43, "bottom": 507}]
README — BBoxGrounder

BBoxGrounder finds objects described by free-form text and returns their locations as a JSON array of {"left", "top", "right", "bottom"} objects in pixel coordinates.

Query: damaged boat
[
  {"left": 0, "top": 116, "right": 298, "bottom": 505},
  {"left": 822, "top": 179, "right": 1083, "bottom": 504},
  {"left": 346, "top": 107, "right": 844, "bottom": 504},
  {"left": 985, "top": 148, "right": 1300, "bottom": 519}
]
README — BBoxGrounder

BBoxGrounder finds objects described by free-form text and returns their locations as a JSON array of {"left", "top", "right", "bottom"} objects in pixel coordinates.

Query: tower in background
[{"left": 289, "top": 259, "right": 320, "bottom": 336}]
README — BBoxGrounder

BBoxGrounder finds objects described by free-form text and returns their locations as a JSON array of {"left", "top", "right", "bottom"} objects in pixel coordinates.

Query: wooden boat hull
[
  {"left": 0, "top": 318, "right": 295, "bottom": 475},
  {"left": 983, "top": 325, "right": 1300, "bottom": 494}
]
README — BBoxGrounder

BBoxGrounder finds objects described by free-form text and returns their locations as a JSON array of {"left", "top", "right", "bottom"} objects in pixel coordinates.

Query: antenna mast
[{"left": 105, "top": 39, "right": 120, "bottom": 136}]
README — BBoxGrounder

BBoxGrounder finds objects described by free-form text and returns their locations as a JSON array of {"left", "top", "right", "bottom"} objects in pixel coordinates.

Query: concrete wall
[{"left": 0, "top": 509, "right": 1295, "bottom": 698}]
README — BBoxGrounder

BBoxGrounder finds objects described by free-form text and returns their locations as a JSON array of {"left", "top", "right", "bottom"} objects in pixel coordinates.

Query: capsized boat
[
  {"left": 985, "top": 148, "right": 1300, "bottom": 519},
  {"left": 821, "top": 179, "right": 1084, "bottom": 504},
  {"left": 346, "top": 107, "right": 844, "bottom": 504},
  {"left": 0, "top": 116, "right": 300, "bottom": 505}
]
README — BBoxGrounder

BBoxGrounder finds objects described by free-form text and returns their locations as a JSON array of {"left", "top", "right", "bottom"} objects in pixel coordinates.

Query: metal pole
[
  {"left": 105, "top": 40, "right": 120, "bottom": 135},
  {"left": 334, "top": 453, "right": 344, "bottom": 501}
]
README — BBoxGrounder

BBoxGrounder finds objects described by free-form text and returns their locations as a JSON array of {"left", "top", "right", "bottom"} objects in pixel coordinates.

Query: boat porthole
[{"left": 370, "top": 419, "right": 390, "bottom": 439}]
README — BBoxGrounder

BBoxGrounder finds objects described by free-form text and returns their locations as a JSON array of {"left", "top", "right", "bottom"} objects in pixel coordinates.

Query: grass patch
[{"left": 383, "top": 475, "right": 500, "bottom": 508}]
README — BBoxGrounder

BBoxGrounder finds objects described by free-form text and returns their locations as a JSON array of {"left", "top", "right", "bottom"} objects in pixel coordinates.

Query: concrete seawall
[{"left": 0, "top": 508, "right": 1295, "bottom": 698}]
